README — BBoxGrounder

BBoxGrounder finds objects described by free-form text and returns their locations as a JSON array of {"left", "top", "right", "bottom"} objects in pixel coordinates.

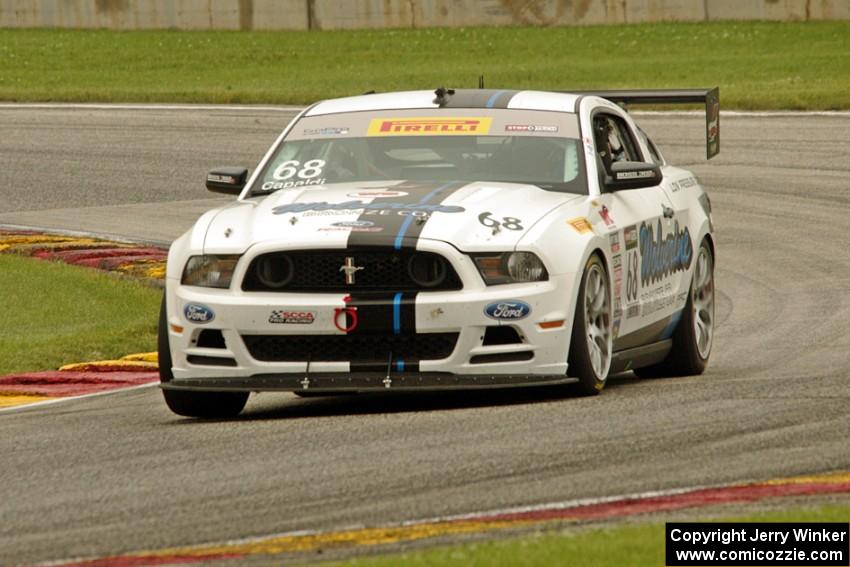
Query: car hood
[{"left": 202, "top": 180, "right": 582, "bottom": 253}]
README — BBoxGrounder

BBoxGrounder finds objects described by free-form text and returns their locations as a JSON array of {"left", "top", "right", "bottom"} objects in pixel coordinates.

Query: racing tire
[
  {"left": 157, "top": 295, "right": 174, "bottom": 384},
  {"left": 567, "top": 254, "right": 613, "bottom": 395},
  {"left": 634, "top": 238, "right": 715, "bottom": 378},
  {"left": 162, "top": 389, "right": 249, "bottom": 419},
  {"left": 158, "top": 295, "right": 249, "bottom": 418}
]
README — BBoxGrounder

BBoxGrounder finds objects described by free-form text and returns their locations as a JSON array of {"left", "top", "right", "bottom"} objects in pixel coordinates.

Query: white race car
[{"left": 159, "top": 87, "right": 719, "bottom": 418}]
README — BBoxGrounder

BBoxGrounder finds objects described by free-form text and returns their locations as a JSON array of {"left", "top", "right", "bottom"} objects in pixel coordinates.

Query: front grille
[
  {"left": 242, "top": 249, "right": 462, "bottom": 293},
  {"left": 242, "top": 333, "right": 459, "bottom": 362}
]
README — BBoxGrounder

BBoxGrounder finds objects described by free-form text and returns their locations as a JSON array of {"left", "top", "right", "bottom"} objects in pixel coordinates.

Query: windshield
[{"left": 252, "top": 109, "right": 587, "bottom": 195}]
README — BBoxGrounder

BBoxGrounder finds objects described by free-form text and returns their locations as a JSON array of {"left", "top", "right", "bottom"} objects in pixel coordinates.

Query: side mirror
[
  {"left": 206, "top": 167, "right": 249, "bottom": 195},
  {"left": 604, "top": 161, "right": 662, "bottom": 191}
]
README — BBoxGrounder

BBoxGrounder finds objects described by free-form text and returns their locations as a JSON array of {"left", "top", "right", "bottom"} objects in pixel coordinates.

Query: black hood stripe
[
  {"left": 340, "top": 181, "right": 469, "bottom": 371},
  {"left": 345, "top": 180, "right": 468, "bottom": 250},
  {"left": 391, "top": 181, "right": 460, "bottom": 250},
  {"left": 437, "top": 89, "right": 520, "bottom": 109}
]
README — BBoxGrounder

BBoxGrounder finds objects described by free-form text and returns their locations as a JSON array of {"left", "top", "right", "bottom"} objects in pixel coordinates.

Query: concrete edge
[
  {"left": 3, "top": 102, "right": 850, "bottom": 117},
  {"left": 0, "top": 222, "right": 172, "bottom": 248}
]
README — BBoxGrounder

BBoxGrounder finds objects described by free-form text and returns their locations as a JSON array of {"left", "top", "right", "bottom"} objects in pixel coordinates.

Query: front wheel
[
  {"left": 567, "top": 254, "right": 613, "bottom": 395},
  {"left": 635, "top": 238, "right": 715, "bottom": 378},
  {"left": 162, "top": 388, "right": 248, "bottom": 419},
  {"left": 158, "top": 294, "right": 249, "bottom": 418}
]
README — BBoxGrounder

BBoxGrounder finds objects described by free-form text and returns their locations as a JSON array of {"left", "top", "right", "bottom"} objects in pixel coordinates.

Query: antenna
[{"left": 478, "top": 75, "right": 484, "bottom": 89}]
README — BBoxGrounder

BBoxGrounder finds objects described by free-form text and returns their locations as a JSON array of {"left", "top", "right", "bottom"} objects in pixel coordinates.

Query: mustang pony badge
[{"left": 339, "top": 257, "right": 364, "bottom": 285}]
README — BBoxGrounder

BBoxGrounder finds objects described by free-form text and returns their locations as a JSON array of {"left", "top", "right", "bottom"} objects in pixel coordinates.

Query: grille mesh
[
  {"left": 242, "top": 333, "right": 459, "bottom": 362},
  {"left": 242, "top": 249, "right": 462, "bottom": 292}
]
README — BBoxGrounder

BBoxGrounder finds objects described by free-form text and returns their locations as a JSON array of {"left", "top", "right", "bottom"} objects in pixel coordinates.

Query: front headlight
[
  {"left": 181, "top": 255, "right": 240, "bottom": 288},
  {"left": 472, "top": 252, "right": 548, "bottom": 285}
]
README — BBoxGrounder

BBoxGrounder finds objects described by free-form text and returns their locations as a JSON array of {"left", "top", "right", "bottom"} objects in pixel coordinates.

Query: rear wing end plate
[{"left": 570, "top": 88, "right": 720, "bottom": 160}]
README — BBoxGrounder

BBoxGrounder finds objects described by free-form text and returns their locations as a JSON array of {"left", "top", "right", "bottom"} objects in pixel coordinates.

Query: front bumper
[{"left": 165, "top": 240, "right": 579, "bottom": 392}]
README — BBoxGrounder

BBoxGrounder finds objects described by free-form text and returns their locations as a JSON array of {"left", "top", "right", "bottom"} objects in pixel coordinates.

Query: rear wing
[{"left": 570, "top": 88, "right": 720, "bottom": 160}]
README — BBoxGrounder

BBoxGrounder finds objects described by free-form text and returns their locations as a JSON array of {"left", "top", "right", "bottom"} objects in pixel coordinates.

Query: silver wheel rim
[
  {"left": 692, "top": 245, "right": 715, "bottom": 359},
  {"left": 584, "top": 263, "right": 612, "bottom": 379}
]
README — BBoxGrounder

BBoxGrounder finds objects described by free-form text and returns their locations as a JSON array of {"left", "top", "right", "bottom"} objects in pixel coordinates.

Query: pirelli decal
[{"left": 367, "top": 117, "right": 492, "bottom": 136}]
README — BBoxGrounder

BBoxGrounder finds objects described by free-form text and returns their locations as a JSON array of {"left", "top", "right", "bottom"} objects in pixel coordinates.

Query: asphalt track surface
[{"left": 1, "top": 106, "right": 849, "bottom": 565}]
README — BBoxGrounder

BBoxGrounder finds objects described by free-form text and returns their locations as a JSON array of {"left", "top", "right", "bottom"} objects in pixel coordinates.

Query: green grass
[
  {"left": 0, "top": 255, "right": 161, "bottom": 375},
  {"left": 322, "top": 503, "right": 850, "bottom": 567},
  {"left": 1, "top": 22, "right": 848, "bottom": 108}
]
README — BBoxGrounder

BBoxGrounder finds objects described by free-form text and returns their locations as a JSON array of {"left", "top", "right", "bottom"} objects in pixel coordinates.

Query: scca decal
[
  {"left": 639, "top": 220, "right": 693, "bottom": 285},
  {"left": 367, "top": 117, "right": 492, "bottom": 136},
  {"left": 273, "top": 201, "right": 465, "bottom": 214},
  {"left": 269, "top": 310, "right": 315, "bottom": 324}
]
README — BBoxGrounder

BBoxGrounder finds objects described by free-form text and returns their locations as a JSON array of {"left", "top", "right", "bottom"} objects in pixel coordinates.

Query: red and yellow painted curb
[
  {"left": 46, "top": 471, "right": 850, "bottom": 567},
  {"left": 59, "top": 354, "right": 158, "bottom": 372},
  {"left": 0, "top": 393, "right": 52, "bottom": 408},
  {"left": 0, "top": 229, "right": 166, "bottom": 283},
  {"left": 0, "top": 352, "right": 159, "bottom": 410},
  {"left": 0, "top": 228, "right": 166, "bottom": 410}
]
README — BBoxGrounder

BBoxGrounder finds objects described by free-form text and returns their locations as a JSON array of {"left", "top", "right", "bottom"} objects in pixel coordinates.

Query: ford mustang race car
[{"left": 158, "top": 87, "right": 719, "bottom": 418}]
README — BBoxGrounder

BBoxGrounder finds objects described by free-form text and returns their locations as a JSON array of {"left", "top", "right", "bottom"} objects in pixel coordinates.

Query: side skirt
[{"left": 610, "top": 339, "right": 672, "bottom": 374}]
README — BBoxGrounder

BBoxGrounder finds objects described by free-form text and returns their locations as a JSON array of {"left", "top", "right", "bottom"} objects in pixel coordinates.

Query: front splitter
[{"left": 161, "top": 372, "right": 577, "bottom": 392}]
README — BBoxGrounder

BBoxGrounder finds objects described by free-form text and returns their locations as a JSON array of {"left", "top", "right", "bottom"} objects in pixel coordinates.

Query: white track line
[
  {"left": 38, "top": 479, "right": 749, "bottom": 567},
  {"left": 1, "top": 102, "right": 850, "bottom": 117},
  {"left": 0, "top": 103, "right": 302, "bottom": 111},
  {"left": 0, "top": 382, "right": 158, "bottom": 415},
  {"left": 403, "top": 485, "right": 707, "bottom": 526},
  {"left": 39, "top": 468, "right": 847, "bottom": 567},
  {"left": 0, "top": 222, "right": 172, "bottom": 248},
  {"left": 632, "top": 110, "right": 850, "bottom": 118}
]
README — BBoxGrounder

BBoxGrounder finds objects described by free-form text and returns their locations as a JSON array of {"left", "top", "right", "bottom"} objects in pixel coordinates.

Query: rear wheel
[
  {"left": 158, "top": 295, "right": 249, "bottom": 418},
  {"left": 568, "top": 254, "right": 612, "bottom": 395},
  {"left": 635, "top": 238, "right": 715, "bottom": 378}
]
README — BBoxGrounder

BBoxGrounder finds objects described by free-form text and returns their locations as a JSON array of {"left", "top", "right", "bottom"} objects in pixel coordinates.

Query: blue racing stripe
[
  {"left": 393, "top": 181, "right": 456, "bottom": 250},
  {"left": 392, "top": 292, "right": 403, "bottom": 335},
  {"left": 393, "top": 215, "right": 416, "bottom": 250},
  {"left": 485, "top": 90, "right": 507, "bottom": 108}
]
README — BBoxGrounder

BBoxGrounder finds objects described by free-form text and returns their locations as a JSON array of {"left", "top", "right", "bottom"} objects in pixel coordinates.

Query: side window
[
  {"left": 637, "top": 127, "right": 664, "bottom": 165},
  {"left": 592, "top": 114, "right": 642, "bottom": 175}
]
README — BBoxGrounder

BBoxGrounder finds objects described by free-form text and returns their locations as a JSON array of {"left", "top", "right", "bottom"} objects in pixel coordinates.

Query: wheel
[
  {"left": 568, "top": 254, "right": 612, "bottom": 395},
  {"left": 157, "top": 294, "right": 174, "bottom": 384},
  {"left": 158, "top": 294, "right": 249, "bottom": 418},
  {"left": 162, "top": 389, "right": 248, "bottom": 419},
  {"left": 634, "top": 238, "right": 715, "bottom": 378}
]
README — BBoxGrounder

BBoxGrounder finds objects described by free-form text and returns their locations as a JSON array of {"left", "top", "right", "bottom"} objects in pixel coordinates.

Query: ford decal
[
  {"left": 184, "top": 303, "right": 215, "bottom": 324},
  {"left": 484, "top": 300, "right": 531, "bottom": 320}
]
